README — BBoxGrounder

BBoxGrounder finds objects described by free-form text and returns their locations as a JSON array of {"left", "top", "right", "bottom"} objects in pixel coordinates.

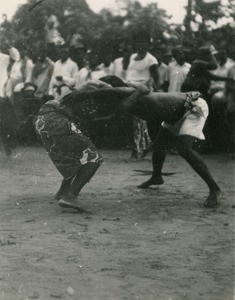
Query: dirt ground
[{"left": 0, "top": 146, "right": 234, "bottom": 300}]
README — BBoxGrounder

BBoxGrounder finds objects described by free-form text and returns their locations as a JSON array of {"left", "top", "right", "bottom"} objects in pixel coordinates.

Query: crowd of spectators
[{"left": 0, "top": 19, "right": 234, "bottom": 155}]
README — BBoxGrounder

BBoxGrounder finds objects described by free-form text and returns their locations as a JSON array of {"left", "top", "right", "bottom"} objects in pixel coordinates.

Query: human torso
[
  {"left": 167, "top": 61, "right": 191, "bottom": 92},
  {"left": 126, "top": 52, "right": 158, "bottom": 83}
]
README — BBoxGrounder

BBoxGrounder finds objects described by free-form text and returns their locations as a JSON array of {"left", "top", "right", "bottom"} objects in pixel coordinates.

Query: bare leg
[
  {"left": 59, "top": 163, "right": 100, "bottom": 211},
  {"left": 138, "top": 127, "right": 171, "bottom": 188},
  {"left": 176, "top": 135, "right": 222, "bottom": 208},
  {"left": 138, "top": 150, "right": 165, "bottom": 188}
]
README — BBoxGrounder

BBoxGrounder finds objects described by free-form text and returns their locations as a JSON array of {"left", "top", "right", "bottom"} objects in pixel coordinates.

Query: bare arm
[
  {"left": 69, "top": 87, "right": 136, "bottom": 106},
  {"left": 87, "top": 87, "right": 135, "bottom": 99},
  {"left": 194, "top": 57, "right": 218, "bottom": 71},
  {"left": 150, "top": 64, "right": 159, "bottom": 91},
  {"left": 207, "top": 72, "right": 235, "bottom": 83},
  {"left": 122, "top": 86, "right": 150, "bottom": 111}
]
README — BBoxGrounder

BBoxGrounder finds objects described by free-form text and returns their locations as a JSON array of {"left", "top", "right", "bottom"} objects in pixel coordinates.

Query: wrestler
[{"left": 121, "top": 84, "right": 222, "bottom": 208}]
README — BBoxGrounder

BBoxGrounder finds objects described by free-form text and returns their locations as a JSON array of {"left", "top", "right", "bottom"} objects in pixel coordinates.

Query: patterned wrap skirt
[{"left": 35, "top": 100, "right": 103, "bottom": 179}]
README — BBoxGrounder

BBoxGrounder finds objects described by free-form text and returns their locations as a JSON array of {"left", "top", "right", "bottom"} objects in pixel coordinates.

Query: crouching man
[{"left": 121, "top": 85, "right": 222, "bottom": 208}]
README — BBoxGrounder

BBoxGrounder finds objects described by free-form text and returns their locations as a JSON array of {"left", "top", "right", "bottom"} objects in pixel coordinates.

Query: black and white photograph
[{"left": 0, "top": 0, "right": 234, "bottom": 299}]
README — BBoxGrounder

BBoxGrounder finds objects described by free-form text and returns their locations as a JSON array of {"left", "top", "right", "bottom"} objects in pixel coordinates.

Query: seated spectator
[
  {"left": 165, "top": 47, "right": 191, "bottom": 92},
  {"left": 49, "top": 44, "right": 78, "bottom": 98},
  {"left": 32, "top": 48, "right": 54, "bottom": 98}
]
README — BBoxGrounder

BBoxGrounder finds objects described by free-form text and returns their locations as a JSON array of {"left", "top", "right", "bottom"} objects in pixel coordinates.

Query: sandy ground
[{"left": 0, "top": 146, "right": 234, "bottom": 300}]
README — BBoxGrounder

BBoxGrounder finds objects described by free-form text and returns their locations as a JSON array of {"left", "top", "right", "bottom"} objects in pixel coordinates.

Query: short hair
[
  {"left": 197, "top": 47, "right": 211, "bottom": 60},
  {"left": 172, "top": 46, "right": 184, "bottom": 57}
]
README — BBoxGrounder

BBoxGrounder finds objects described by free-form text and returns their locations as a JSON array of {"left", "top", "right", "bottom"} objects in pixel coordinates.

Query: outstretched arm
[
  {"left": 207, "top": 72, "right": 235, "bottom": 83},
  {"left": 83, "top": 87, "right": 136, "bottom": 103},
  {"left": 121, "top": 85, "right": 150, "bottom": 111}
]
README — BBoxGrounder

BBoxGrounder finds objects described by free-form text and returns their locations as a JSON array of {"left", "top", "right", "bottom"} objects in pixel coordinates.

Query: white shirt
[
  {"left": 0, "top": 53, "right": 10, "bottom": 98},
  {"left": 5, "top": 60, "right": 23, "bottom": 98},
  {"left": 75, "top": 67, "right": 107, "bottom": 89},
  {"left": 126, "top": 52, "right": 158, "bottom": 83},
  {"left": 166, "top": 61, "right": 191, "bottom": 92},
  {"left": 49, "top": 58, "right": 78, "bottom": 96}
]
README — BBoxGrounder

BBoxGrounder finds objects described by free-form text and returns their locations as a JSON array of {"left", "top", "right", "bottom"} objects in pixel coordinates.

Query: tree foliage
[{"left": 0, "top": 0, "right": 234, "bottom": 59}]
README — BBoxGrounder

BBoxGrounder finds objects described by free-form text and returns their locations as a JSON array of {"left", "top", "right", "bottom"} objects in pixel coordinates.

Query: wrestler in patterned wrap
[
  {"left": 35, "top": 99, "right": 103, "bottom": 179},
  {"left": 34, "top": 83, "right": 109, "bottom": 212}
]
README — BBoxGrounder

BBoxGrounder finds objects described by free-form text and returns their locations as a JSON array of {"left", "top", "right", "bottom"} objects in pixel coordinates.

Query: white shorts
[{"left": 162, "top": 98, "right": 209, "bottom": 140}]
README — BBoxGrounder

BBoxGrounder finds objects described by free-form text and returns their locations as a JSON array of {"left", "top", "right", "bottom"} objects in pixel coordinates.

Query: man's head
[
  {"left": 37, "top": 47, "right": 48, "bottom": 63},
  {"left": 86, "top": 49, "right": 100, "bottom": 70},
  {"left": 216, "top": 50, "right": 227, "bottom": 66},
  {"left": 172, "top": 47, "right": 185, "bottom": 66},
  {"left": 132, "top": 31, "right": 150, "bottom": 55},
  {"left": 59, "top": 44, "right": 70, "bottom": 62},
  {"left": 118, "top": 38, "right": 132, "bottom": 56},
  {"left": 157, "top": 47, "right": 172, "bottom": 65}
]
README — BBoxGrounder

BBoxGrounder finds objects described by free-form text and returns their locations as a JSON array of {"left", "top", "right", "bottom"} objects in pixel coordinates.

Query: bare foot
[
  {"left": 204, "top": 190, "right": 222, "bottom": 208},
  {"left": 138, "top": 176, "right": 164, "bottom": 189},
  {"left": 59, "top": 198, "right": 88, "bottom": 213}
]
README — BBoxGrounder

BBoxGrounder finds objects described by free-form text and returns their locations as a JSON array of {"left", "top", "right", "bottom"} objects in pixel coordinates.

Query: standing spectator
[
  {"left": 49, "top": 44, "right": 78, "bottom": 98},
  {"left": 4, "top": 47, "right": 21, "bottom": 100},
  {"left": 68, "top": 28, "right": 86, "bottom": 69},
  {"left": 19, "top": 46, "right": 34, "bottom": 84},
  {"left": 0, "top": 47, "right": 10, "bottom": 98},
  {"left": 126, "top": 32, "right": 159, "bottom": 159},
  {"left": 165, "top": 47, "right": 191, "bottom": 92},
  {"left": 210, "top": 50, "right": 234, "bottom": 102},
  {"left": 113, "top": 39, "right": 132, "bottom": 81},
  {"left": 98, "top": 49, "right": 114, "bottom": 77},
  {"left": 156, "top": 48, "right": 172, "bottom": 92},
  {"left": 181, "top": 46, "right": 219, "bottom": 101},
  {"left": 32, "top": 48, "right": 54, "bottom": 99},
  {"left": 75, "top": 50, "right": 106, "bottom": 89},
  {"left": 225, "top": 63, "right": 235, "bottom": 155},
  {"left": 11, "top": 46, "right": 35, "bottom": 96},
  {"left": 181, "top": 46, "right": 234, "bottom": 150},
  {"left": 45, "top": 15, "right": 64, "bottom": 62}
]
